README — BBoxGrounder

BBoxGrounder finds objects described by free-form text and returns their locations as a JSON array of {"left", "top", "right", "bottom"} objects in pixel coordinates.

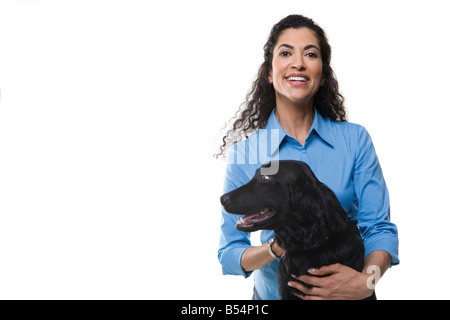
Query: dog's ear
[
  {"left": 296, "top": 189, "right": 332, "bottom": 249},
  {"left": 293, "top": 163, "right": 348, "bottom": 232},
  {"left": 275, "top": 185, "right": 319, "bottom": 251},
  {"left": 315, "top": 184, "right": 349, "bottom": 233},
  {"left": 283, "top": 169, "right": 348, "bottom": 251}
]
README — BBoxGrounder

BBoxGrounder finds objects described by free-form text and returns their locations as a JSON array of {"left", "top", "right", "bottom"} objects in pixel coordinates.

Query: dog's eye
[{"left": 261, "top": 175, "right": 270, "bottom": 181}]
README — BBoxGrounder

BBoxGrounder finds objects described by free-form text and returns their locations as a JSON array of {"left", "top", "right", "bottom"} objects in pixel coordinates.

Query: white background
[{"left": 0, "top": 0, "right": 449, "bottom": 299}]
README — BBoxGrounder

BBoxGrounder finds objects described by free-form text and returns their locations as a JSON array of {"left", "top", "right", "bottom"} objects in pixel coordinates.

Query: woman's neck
[{"left": 275, "top": 102, "right": 315, "bottom": 146}]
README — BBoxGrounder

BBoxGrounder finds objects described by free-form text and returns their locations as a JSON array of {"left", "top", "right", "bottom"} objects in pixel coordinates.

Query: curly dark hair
[{"left": 215, "top": 14, "right": 346, "bottom": 158}]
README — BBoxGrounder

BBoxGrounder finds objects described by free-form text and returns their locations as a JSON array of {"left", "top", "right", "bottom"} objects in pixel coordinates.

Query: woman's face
[{"left": 268, "top": 27, "right": 324, "bottom": 108}]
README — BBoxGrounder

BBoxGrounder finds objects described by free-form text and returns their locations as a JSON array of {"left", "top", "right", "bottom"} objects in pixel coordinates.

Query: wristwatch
[{"left": 267, "top": 237, "right": 281, "bottom": 259}]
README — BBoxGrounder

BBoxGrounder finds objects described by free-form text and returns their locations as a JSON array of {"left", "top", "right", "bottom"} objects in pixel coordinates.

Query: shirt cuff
[
  {"left": 364, "top": 234, "right": 400, "bottom": 266},
  {"left": 218, "top": 244, "right": 253, "bottom": 278}
]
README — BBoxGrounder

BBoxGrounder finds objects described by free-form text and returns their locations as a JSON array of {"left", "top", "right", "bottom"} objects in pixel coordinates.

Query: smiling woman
[
  {"left": 217, "top": 14, "right": 398, "bottom": 300},
  {"left": 268, "top": 27, "right": 326, "bottom": 144},
  {"left": 215, "top": 14, "right": 346, "bottom": 159},
  {"left": 269, "top": 29, "right": 324, "bottom": 110}
]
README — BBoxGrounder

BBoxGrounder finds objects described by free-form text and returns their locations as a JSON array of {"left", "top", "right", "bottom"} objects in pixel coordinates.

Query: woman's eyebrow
[
  {"left": 304, "top": 44, "right": 320, "bottom": 51},
  {"left": 277, "top": 44, "right": 320, "bottom": 51},
  {"left": 277, "top": 44, "right": 294, "bottom": 50}
]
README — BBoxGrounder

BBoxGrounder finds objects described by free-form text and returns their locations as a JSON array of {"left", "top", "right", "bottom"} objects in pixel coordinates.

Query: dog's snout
[{"left": 220, "top": 194, "right": 230, "bottom": 206}]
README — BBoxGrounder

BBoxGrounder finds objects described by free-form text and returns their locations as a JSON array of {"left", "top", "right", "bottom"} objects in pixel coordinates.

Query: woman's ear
[{"left": 268, "top": 69, "right": 273, "bottom": 84}]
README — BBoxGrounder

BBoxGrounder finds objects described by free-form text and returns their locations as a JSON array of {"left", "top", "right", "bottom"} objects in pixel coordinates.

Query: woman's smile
[
  {"left": 285, "top": 73, "right": 310, "bottom": 87},
  {"left": 268, "top": 27, "right": 324, "bottom": 108}
]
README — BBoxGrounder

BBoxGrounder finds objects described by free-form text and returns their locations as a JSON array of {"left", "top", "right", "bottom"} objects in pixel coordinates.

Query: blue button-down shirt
[{"left": 218, "top": 108, "right": 399, "bottom": 300}]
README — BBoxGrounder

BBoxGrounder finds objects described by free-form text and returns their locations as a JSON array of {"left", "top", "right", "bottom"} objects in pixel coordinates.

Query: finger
[
  {"left": 288, "top": 280, "right": 328, "bottom": 298},
  {"left": 288, "top": 280, "right": 314, "bottom": 295},
  {"left": 288, "top": 281, "right": 316, "bottom": 295},
  {"left": 297, "top": 293, "right": 325, "bottom": 301},
  {"left": 291, "top": 287, "right": 326, "bottom": 300},
  {"left": 296, "top": 274, "right": 325, "bottom": 288},
  {"left": 293, "top": 291, "right": 305, "bottom": 300},
  {"left": 308, "top": 263, "right": 342, "bottom": 276}
]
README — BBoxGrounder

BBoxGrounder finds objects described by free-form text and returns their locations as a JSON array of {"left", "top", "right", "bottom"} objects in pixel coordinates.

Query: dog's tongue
[
  {"left": 241, "top": 212, "right": 261, "bottom": 223},
  {"left": 237, "top": 208, "right": 275, "bottom": 226}
]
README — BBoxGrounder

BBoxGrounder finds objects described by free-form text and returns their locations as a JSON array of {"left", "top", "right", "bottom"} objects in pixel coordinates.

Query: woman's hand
[{"left": 288, "top": 263, "right": 373, "bottom": 300}]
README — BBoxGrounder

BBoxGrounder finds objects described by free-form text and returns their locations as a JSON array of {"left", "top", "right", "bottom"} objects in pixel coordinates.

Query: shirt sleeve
[
  {"left": 353, "top": 126, "right": 399, "bottom": 265},
  {"left": 217, "top": 146, "right": 253, "bottom": 278}
]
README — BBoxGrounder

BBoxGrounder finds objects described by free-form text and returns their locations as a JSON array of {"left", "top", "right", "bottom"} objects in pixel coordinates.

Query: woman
[{"left": 217, "top": 14, "right": 399, "bottom": 300}]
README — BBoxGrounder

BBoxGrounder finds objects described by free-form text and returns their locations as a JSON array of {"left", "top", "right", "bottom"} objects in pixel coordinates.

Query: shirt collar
[
  {"left": 310, "top": 108, "right": 335, "bottom": 147},
  {"left": 264, "top": 107, "right": 335, "bottom": 154},
  {"left": 264, "top": 108, "right": 289, "bottom": 150}
]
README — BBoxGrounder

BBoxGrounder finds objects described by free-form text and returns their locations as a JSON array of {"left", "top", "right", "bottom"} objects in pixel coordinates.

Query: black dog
[{"left": 221, "top": 160, "right": 369, "bottom": 300}]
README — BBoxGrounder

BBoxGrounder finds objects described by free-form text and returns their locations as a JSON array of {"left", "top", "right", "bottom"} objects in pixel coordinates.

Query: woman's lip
[
  {"left": 286, "top": 79, "right": 309, "bottom": 86},
  {"left": 286, "top": 73, "right": 308, "bottom": 78}
]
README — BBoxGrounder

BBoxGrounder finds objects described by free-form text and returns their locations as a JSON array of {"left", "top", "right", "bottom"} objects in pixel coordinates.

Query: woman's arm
[
  {"left": 363, "top": 250, "right": 391, "bottom": 287},
  {"left": 241, "top": 240, "right": 284, "bottom": 272},
  {"left": 354, "top": 126, "right": 399, "bottom": 265}
]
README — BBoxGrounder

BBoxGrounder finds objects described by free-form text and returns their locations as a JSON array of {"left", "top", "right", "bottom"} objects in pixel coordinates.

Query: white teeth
[
  {"left": 287, "top": 76, "right": 307, "bottom": 81},
  {"left": 237, "top": 209, "right": 271, "bottom": 225}
]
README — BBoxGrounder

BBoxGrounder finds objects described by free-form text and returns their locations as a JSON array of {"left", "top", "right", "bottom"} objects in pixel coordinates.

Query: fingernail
[
  {"left": 308, "top": 268, "right": 316, "bottom": 273},
  {"left": 287, "top": 282, "right": 292, "bottom": 287}
]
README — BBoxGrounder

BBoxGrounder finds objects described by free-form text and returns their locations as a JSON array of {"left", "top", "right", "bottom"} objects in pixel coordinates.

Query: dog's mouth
[{"left": 236, "top": 207, "right": 276, "bottom": 230}]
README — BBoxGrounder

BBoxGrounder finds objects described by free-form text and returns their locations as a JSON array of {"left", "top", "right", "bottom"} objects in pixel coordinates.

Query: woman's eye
[
  {"left": 306, "top": 52, "right": 318, "bottom": 58},
  {"left": 261, "top": 175, "right": 270, "bottom": 181},
  {"left": 280, "top": 51, "right": 291, "bottom": 57}
]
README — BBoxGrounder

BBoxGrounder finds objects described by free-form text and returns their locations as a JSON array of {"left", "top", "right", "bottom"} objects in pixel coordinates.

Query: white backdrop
[{"left": 0, "top": 0, "right": 449, "bottom": 299}]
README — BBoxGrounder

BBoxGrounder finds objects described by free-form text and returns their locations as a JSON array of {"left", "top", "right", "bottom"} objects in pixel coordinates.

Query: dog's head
[{"left": 220, "top": 160, "right": 348, "bottom": 251}]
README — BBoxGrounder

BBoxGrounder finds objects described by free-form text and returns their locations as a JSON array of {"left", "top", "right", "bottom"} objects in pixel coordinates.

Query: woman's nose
[{"left": 291, "top": 55, "right": 305, "bottom": 70}]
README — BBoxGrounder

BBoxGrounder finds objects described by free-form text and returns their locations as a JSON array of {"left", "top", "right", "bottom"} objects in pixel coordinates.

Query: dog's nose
[{"left": 220, "top": 194, "right": 230, "bottom": 206}]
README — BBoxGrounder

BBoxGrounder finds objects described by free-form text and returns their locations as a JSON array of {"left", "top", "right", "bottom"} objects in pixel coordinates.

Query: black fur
[{"left": 221, "top": 160, "right": 368, "bottom": 300}]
